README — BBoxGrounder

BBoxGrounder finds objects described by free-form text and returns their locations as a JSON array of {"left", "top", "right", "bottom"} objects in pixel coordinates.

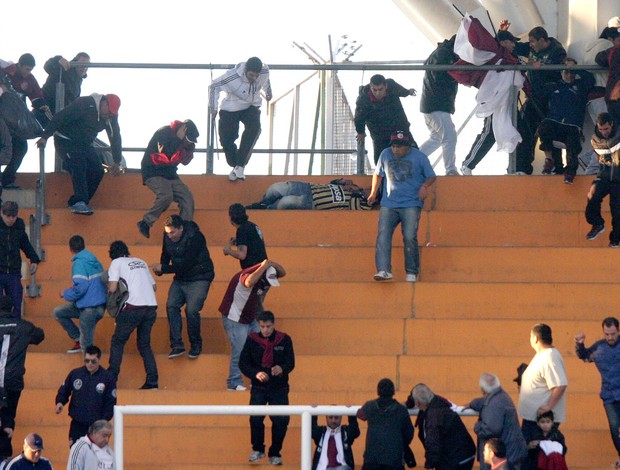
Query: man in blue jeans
[
  {"left": 575, "top": 317, "right": 620, "bottom": 468},
  {"left": 151, "top": 215, "right": 215, "bottom": 360},
  {"left": 53, "top": 235, "right": 106, "bottom": 353},
  {"left": 368, "top": 131, "right": 436, "bottom": 283}
]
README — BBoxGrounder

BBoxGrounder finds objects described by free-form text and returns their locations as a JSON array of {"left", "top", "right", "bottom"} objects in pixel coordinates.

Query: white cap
[{"left": 265, "top": 266, "right": 280, "bottom": 287}]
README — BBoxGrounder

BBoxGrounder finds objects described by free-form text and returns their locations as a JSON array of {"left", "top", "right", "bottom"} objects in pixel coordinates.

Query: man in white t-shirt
[
  {"left": 106, "top": 240, "right": 159, "bottom": 390},
  {"left": 518, "top": 323, "right": 568, "bottom": 439}
]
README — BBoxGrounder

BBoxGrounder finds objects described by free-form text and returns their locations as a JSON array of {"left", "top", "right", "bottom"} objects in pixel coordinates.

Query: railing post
[
  {"left": 507, "top": 85, "right": 519, "bottom": 174},
  {"left": 301, "top": 411, "right": 312, "bottom": 470},
  {"left": 114, "top": 406, "right": 124, "bottom": 470},
  {"left": 356, "top": 139, "right": 366, "bottom": 175},
  {"left": 206, "top": 112, "right": 214, "bottom": 175}
]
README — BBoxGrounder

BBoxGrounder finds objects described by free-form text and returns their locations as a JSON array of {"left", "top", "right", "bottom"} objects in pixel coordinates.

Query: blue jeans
[
  {"left": 222, "top": 317, "right": 259, "bottom": 388},
  {"left": 53, "top": 303, "right": 104, "bottom": 351},
  {"left": 604, "top": 401, "right": 620, "bottom": 456},
  {"left": 375, "top": 206, "right": 422, "bottom": 275},
  {"left": 261, "top": 181, "right": 313, "bottom": 209},
  {"left": 166, "top": 280, "right": 210, "bottom": 350}
]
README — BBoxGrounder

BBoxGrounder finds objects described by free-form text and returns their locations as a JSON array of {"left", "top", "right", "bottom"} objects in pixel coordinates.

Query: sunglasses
[{"left": 84, "top": 359, "right": 99, "bottom": 364}]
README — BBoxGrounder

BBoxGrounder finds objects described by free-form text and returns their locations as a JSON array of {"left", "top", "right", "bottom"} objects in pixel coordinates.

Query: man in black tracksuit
[
  {"left": 240, "top": 310, "right": 295, "bottom": 466},
  {"left": 0, "top": 295, "right": 45, "bottom": 459},
  {"left": 354, "top": 74, "right": 417, "bottom": 164}
]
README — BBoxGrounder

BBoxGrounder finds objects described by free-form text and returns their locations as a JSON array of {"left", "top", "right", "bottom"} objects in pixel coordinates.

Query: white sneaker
[
  {"left": 227, "top": 384, "right": 247, "bottom": 391},
  {"left": 228, "top": 168, "right": 238, "bottom": 181},
  {"left": 405, "top": 274, "right": 417, "bottom": 282},
  {"left": 461, "top": 165, "right": 472, "bottom": 175},
  {"left": 249, "top": 451, "right": 266, "bottom": 462},
  {"left": 235, "top": 166, "right": 246, "bottom": 180},
  {"left": 373, "top": 271, "right": 393, "bottom": 281},
  {"left": 269, "top": 456, "right": 283, "bottom": 466}
]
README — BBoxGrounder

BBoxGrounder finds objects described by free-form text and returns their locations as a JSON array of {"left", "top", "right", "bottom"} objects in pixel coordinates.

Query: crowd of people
[{"left": 0, "top": 14, "right": 619, "bottom": 470}]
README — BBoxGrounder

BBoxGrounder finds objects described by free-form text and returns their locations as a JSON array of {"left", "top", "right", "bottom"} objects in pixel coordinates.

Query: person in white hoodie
[
  {"left": 67, "top": 420, "right": 114, "bottom": 470},
  {"left": 208, "top": 57, "right": 272, "bottom": 181}
]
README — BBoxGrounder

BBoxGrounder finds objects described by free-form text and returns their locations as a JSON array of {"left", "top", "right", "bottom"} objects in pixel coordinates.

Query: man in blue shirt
[
  {"left": 575, "top": 317, "right": 620, "bottom": 467},
  {"left": 368, "top": 131, "right": 436, "bottom": 282}
]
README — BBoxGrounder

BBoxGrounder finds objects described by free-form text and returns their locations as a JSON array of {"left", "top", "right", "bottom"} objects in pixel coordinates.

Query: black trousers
[
  {"left": 54, "top": 136, "right": 104, "bottom": 206},
  {"left": 0, "top": 389, "right": 21, "bottom": 459},
  {"left": 218, "top": 107, "right": 261, "bottom": 168},
  {"left": 249, "top": 386, "right": 290, "bottom": 457},
  {"left": 69, "top": 420, "right": 90, "bottom": 447},
  {"left": 462, "top": 116, "right": 495, "bottom": 170},
  {"left": 1, "top": 137, "right": 27, "bottom": 186},
  {"left": 586, "top": 178, "right": 620, "bottom": 244},
  {"left": 537, "top": 119, "right": 582, "bottom": 176},
  {"left": 516, "top": 99, "right": 562, "bottom": 174}
]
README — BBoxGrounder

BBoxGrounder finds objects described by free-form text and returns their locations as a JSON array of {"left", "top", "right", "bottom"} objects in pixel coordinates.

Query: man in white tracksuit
[
  {"left": 67, "top": 420, "right": 114, "bottom": 470},
  {"left": 208, "top": 57, "right": 272, "bottom": 181}
]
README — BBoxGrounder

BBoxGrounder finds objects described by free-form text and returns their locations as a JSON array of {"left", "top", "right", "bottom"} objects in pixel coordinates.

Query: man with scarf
[
  {"left": 36, "top": 93, "right": 123, "bottom": 215},
  {"left": 239, "top": 310, "right": 295, "bottom": 466}
]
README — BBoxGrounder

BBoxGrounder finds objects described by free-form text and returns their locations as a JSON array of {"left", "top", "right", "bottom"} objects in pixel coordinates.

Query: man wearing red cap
[{"left": 36, "top": 93, "right": 123, "bottom": 215}]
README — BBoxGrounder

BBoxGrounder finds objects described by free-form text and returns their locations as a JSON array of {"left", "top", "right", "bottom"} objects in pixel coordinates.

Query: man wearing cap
[
  {"left": 0, "top": 54, "right": 50, "bottom": 191},
  {"left": 219, "top": 259, "right": 285, "bottom": 391},
  {"left": 0, "top": 201, "right": 40, "bottom": 318},
  {"left": 4, "top": 433, "right": 52, "bottom": 470},
  {"left": 355, "top": 74, "right": 417, "bottom": 164},
  {"left": 137, "top": 119, "right": 200, "bottom": 238},
  {"left": 67, "top": 420, "right": 114, "bottom": 470},
  {"left": 368, "top": 130, "right": 436, "bottom": 283},
  {"left": 209, "top": 56, "right": 272, "bottom": 181},
  {"left": 0, "top": 295, "right": 45, "bottom": 461},
  {"left": 35, "top": 92, "right": 123, "bottom": 215},
  {"left": 240, "top": 310, "right": 295, "bottom": 465}
]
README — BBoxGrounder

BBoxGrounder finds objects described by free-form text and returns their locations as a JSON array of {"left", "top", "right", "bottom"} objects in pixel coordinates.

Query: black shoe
[
  {"left": 137, "top": 220, "right": 150, "bottom": 238},
  {"left": 168, "top": 347, "right": 186, "bottom": 359},
  {"left": 610, "top": 242, "right": 620, "bottom": 248},
  {"left": 245, "top": 202, "right": 268, "bottom": 210},
  {"left": 586, "top": 225, "right": 605, "bottom": 241},
  {"left": 188, "top": 347, "right": 201, "bottom": 359},
  {"left": 139, "top": 383, "right": 158, "bottom": 390}
]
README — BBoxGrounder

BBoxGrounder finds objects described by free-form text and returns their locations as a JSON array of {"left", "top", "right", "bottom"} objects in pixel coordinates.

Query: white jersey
[
  {"left": 67, "top": 436, "right": 115, "bottom": 470},
  {"left": 108, "top": 256, "right": 156, "bottom": 307}
]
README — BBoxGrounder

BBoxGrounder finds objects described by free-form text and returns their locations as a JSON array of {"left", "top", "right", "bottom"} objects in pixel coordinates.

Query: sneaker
[
  {"left": 542, "top": 158, "right": 555, "bottom": 175},
  {"left": 137, "top": 220, "right": 150, "bottom": 238},
  {"left": 269, "top": 456, "right": 283, "bottom": 466},
  {"left": 3, "top": 183, "right": 21, "bottom": 190},
  {"left": 66, "top": 341, "right": 81, "bottom": 354},
  {"left": 139, "top": 383, "right": 159, "bottom": 390},
  {"left": 168, "top": 347, "right": 186, "bottom": 359},
  {"left": 373, "top": 271, "right": 393, "bottom": 281},
  {"left": 228, "top": 168, "right": 238, "bottom": 181},
  {"left": 248, "top": 451, "right": 266, "bottom": 462},
  {"left": 405, "top": 273, "right": 417, "bottom": 282},
  {"left": 187, "top": 347, "right": 201, "bottom": 359},
  {"left": 446, "top": 169, "right": 460, "bottom": 176},
  {"left": 563, "top": 174, "right": 575, "bottom": 184},
  {"left": 586, "top": 225, "right": 605, "bottom": 241},
  {"left": 461, "top": 165, "right": 472, "bottom": 176},
  {"left": 69, "top": 201, "right": 94, "bottom": 215},
  {"left": 227, "top": 384, "right": 248, "bottom": 391},
  {"left": 610, "top": 242, "right": 620, "bottom": 248},
  {"left": 234, "top": 166, "right": 246, "bottom": 180}
]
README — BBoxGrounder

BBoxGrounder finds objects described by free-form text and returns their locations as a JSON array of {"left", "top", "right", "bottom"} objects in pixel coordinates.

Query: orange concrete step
[
  {"left": 412, "top": 282, "right": 619, "bottom": 320},
  {"left": 25, "top": 280, "right": 414, "bottom": 320},
  {"left": 422, "top": 247, "right": 620, "bottom": 283}
]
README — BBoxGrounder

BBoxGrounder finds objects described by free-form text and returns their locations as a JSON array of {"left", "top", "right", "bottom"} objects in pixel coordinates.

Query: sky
[{"left": 2, "top": 0, "right": 506, "bottom": 177}]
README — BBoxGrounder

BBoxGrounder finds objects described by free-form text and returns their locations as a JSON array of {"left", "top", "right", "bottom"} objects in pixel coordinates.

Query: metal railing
[{"left": 113, "top": 404, "right": 479, "bottom": 470}]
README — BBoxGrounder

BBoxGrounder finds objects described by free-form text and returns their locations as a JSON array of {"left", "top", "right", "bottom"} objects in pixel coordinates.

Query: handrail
[{"left": 113, "top": 404, "right": 479, "bottom": 470}]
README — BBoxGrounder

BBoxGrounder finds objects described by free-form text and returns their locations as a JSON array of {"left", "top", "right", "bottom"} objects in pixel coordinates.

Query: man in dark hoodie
[
  {"left": 410, "top": 383, "right": 476, "bottom": 470},
  {"left": 0, "top": 294, "right": 45, "bottom": 460},
  {"left": 151, "top": 215, "right": 215, "bottom": 360},
  {"left": 355, "top": 74, "right": 418, "bottom": 164},
  {"left": 137, "top": 119, "right": 200, "bottom": 239},
  {"left": 585, "top": 112, "right": 620, "bottom": 246},
  {"left": 239, "top": 310, "right": 295, "bottom": 466},
  {"left": 36, "top": 93, "right": 123, "bottom": 215},
  {"left": 419, "top": 36, "right": 460, "bottom": 175},
  {"left": 357, "top": 377, "right": 414, "bottom": 470},
  {"left": 41, "top": 52, "right": 90, "bottom": 114},
  {"left": 0, "top": 201, "right": 39, "bottom": 318}
]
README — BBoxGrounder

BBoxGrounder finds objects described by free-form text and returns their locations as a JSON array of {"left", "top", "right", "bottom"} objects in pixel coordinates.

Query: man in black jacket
[
  {"left": 151, "top": 215, "right": 215, "bottom": 359},
  {"left": 354, "top": 74, "right": 417, "bottom": 164},
  {"left": 311, "top": 413, "right": 360, "bottom": 470},
  {"left": 0, "top": 201, "right": 39, "bottom": 318},
  {"left": 410, "top": 383, "right": 476, "bottom": 470},
  {"left": 0, "top": 295, "right": 45, "bottom": 459},
  {"left": 358, "top": 378, "right": 414, "bottom": 470},
  {"left": 41, "top": 52, "right": 90, "bottom": 114},
  {"left": 419, "top": 36, "right": 460, "bottom": 175},
  {"left": 36, "top": 93, "right": 123, "bottom": 215},
  {"left": 240, "top": 310, "right": 295, "bottom": 466},
  {"left": 137, "top": 119, "right": 199, "bottom": 238}
]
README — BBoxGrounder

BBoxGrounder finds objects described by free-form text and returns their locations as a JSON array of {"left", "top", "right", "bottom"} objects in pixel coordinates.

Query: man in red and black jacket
[
  {"left": 239, "top": 310, "right": 295, "bottom": 466},
  {"left": 138, "top": 120, "right": 199, "bottom": 238}
]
